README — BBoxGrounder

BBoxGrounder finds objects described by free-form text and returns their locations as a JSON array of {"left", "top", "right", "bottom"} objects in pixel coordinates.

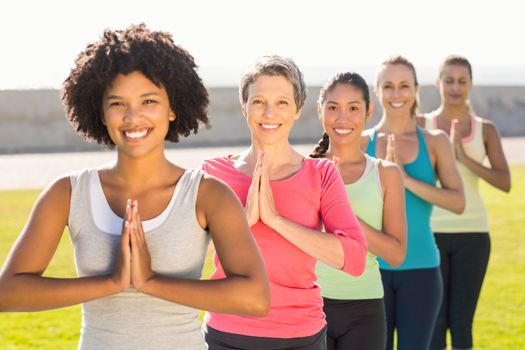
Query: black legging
[
  {"left": 205, "top": 325, "right": 327, "bottom": 350},
  {"left": 430, "top": 232, "right": 490, "bottom": 350},
  {"left": 381, "top": 268, "right": 443, "bottom": 350},
  {"left": 323, "top": 298, "right": 386, "bottom": 350}
]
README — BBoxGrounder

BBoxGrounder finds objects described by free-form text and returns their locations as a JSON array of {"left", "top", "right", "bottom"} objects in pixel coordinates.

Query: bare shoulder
[
  {"left": 27, "top": 175, "right": 72, "bottom": 227},
  {"left": 423, "top": 128, "right": 449, "bottom": 146},
  {"left": 39, "top": 176, "right": 72, "bottom": 206},
  {"left": 198, "top": 173, "right": 235, "bottom": 201},
  {"left": 377, "top": 159, "right": 403, "bottom": 184},
  {"left": 197, "top": 173, "right": 242, "bottom": 214},
  {"left": 480, "top": 118, "right": 501, "bottom": 140}
]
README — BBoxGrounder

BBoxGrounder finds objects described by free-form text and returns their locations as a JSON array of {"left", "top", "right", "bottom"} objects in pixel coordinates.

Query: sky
[{"left": 0, "top": 0, "right": 524, "bottom": 89}]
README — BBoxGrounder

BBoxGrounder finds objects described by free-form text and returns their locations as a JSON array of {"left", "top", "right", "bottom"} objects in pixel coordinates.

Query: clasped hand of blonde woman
[
  {"left": 245, "top": 151, "right": 280, "bottom": 227},
  {"left": 113, "top": 199, "right": 155, "bottom": 293},
  {"left": 386, "top": 134, "right": 407, "bottom": 178},
  {"left": 450, "top": 119, "right": 466, "bottom": 162}
]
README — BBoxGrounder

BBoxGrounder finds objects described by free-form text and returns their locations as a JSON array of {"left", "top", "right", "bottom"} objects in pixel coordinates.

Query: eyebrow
[
  {"left": 326, "top": 100, "right": 362, "bottom": 104},
  {"left": 104, "top": 92, "right": 160, "bottom": 100}
]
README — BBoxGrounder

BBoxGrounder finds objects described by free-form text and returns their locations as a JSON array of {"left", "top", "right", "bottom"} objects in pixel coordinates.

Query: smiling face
[
  {"left": 102, "top": 71, "right": 175, "bottom": 158},
  {"left": 242, "top": 74, "right": 301, "bottom": 146},
  {"left": 376, "top": 63, "right": 418, "bottom": 119},
  {"left": 319, "top": 83, "right": 370, "bottom": 146},
  {"left": 438, "top": 64, "right": 472, "bottom": 107}
]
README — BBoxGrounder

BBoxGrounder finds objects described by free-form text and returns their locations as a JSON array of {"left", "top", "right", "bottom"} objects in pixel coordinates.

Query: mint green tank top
[
  {"left": 316, "top": 155, "right": 384, "bottom": 300},
  {"left": 425, "top": 114, "right": 489, "bottom": 232}
]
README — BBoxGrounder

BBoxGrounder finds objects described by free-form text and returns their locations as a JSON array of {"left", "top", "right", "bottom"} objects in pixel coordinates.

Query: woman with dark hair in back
[
  {"left": 420, "top": 55, "right": 510, "bottom": 350},
  {"left": 311, "top": 71, "right": 406, "bottom": 350}
]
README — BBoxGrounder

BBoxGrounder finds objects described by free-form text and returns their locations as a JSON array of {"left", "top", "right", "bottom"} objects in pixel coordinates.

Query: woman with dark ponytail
[{"left": 312, "top": 72, "right": 407, "bottom": 350}]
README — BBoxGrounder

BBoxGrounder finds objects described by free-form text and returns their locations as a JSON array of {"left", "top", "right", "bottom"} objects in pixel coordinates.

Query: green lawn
[{"left": 0, "top": 166, "right": 523, "bottom": 349}]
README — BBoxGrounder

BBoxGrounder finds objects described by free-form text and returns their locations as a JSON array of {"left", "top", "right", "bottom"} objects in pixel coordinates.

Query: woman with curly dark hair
[{"left": 0, "top": 24, "right": 269, "bottom": 350}]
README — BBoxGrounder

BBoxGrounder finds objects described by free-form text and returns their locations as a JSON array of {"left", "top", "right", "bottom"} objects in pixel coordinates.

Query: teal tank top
[
  {"left": 366, "top": 127, "right": 439, "bottom": 270},
  {"left": 316, "top": 155, "right": 384, "bottom": 299}
]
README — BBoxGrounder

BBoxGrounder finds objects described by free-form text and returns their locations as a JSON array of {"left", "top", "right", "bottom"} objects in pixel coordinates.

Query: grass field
[{"left": 0, "top": 166, "right": 523, "bottom": 349}]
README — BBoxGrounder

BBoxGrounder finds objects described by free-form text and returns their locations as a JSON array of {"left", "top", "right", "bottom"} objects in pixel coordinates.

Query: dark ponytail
[{"left": 310, "top": 132, "right": 330, "bottom": 158}]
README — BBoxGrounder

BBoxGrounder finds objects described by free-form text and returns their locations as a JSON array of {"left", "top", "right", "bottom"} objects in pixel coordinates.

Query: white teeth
[
  {"left": 390, "top": 102, "right": 405, "bottom": 108},
  {"left": 334, "top": 128, "right": 353, "bottom": 135},
  {"left": 125, "top": 129, "right": 148, "bottom": 139},
  {"left": 261, "top": 124, "right": 280, "bottom": 129}
]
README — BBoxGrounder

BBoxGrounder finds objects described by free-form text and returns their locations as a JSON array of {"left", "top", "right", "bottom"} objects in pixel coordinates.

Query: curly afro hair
[{"left": 61, "top": 23, "right": 209, "bottom": 146}]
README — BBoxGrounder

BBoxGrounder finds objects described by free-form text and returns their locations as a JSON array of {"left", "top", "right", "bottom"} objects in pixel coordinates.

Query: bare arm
[
  {"left": 404, "top": 131, "right": 465, "bottom": 213},
  {"left": 359, "top": 161, "right": 406, "bottom": 267},
  {"left": 457, "top": 121, "right": 511, "bottom": 192},
  {"left": 0, "top": 177, "right": 127, "bottom": 312},
  {"left": 134, "top": 176, "right": 270, "bottom": 316}
]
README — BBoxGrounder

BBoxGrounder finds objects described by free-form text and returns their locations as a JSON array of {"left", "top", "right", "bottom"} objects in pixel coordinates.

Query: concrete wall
[{"left": 1, "top": 86, "right": 524, "bottom": 153}]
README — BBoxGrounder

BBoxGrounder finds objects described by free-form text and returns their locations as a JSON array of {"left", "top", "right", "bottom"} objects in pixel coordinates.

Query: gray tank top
[{"left": 68, "top": 168, "right": 210, "bottom": 350}]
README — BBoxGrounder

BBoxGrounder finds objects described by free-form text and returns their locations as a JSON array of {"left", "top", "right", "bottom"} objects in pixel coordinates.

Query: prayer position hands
[
  {"left": 450, "top": 119, "right": 466, "bottom": 162},
  {"left": 112, "top": 199, "right": 154, "bottom": 293},
  {"left": 258, "top": 153, "right": 280, "bottom": 225},
  {"left": 386, "top": 134, "right": 407, "bottom": 178},
  {"left": 245, "top": 151, "right": 280, "bottom": 227},
  {"left": 128, "top": 200, "right": 154, "bottom": 292}
]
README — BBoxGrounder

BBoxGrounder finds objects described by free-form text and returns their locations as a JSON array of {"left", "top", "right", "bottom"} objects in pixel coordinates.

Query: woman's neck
[
  {"left": 326, "top": 139, "right": 365, "bottom": 164},
  {"left": 244, "top": 139, "right": 300, "bottom": 168},
  {"left": 435, "top": 103, "right": 471, "bottom": 122},
  {"left": 377, "top": 114, "right": 417, "bottom": 135},
  {"left": 114, "top": 151, "right": 173, "bottom": 188}
]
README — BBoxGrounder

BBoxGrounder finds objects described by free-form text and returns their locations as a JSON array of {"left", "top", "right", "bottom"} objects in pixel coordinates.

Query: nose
[
  {"left": 335, "top": 110, "right": 349, "bottom": 122},
  {"left": 262, "top": 104, "right": 276, "bottom": 118},
  {"left": 123, "top": 104, "right": 142, "bottom": 122},
  {"left": 392, "top": 87, "right": 401, "bottom": 97}
]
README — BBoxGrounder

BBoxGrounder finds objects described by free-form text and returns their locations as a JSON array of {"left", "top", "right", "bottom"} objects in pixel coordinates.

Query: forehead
[
  {"left": 248, "top": 74, "right": 295, "bottom": 97},
  {"left": 105, "top": 71, "right": 164, "bottom": 95},
  {"left": 441, "top": 64, "right": 471, "bottom": 77},
  {"left": 378, "top": 64, "right": 415, "bottom": 83},
  {"left": 326, "top": 84, "right": 364, "bottom": 102}
]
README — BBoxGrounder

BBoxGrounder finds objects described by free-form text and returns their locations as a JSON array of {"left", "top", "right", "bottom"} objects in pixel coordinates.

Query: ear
[
  {"left": 169, "top": 111, "right": 176, "bottom": 121},
  {"left": 100, "top": 116, "right": 107, "bottom": 126},
  {"left": 366, "top": 101, "right": 375, "bottom": 122},
  {"left": 293, "top": 107, "right": 302, "bottom": 121},
  {"left": 241, "top": 103, "right": 248, "bottom": 119},
  {"left": 317, "top": 101, "right": 322, "bottom": 120},
  {"left": 435, "top": 78, "right": 441, "bottom": 89}
]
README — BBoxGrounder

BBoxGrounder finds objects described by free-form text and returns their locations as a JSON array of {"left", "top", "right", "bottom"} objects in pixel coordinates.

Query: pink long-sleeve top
[{"left": 201, "top": 156, "right": 367, "bottom": 338}]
